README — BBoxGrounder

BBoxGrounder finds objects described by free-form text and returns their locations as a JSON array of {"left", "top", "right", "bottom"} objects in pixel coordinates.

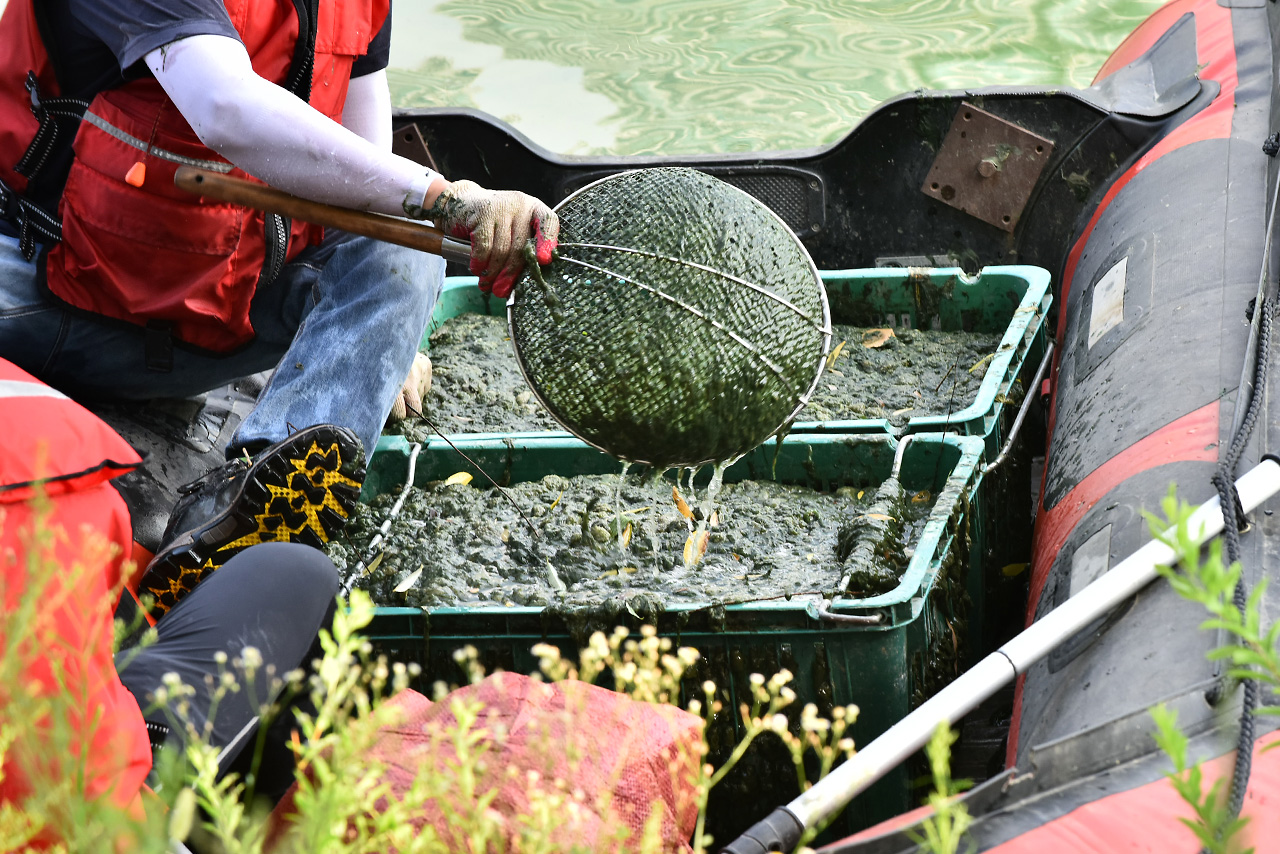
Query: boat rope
[
  {"left": 1203, "top": 134, "right": 1280, "bottom": 846},
  {"left": 1205, "top": 294, "right": 1275, "bottom": 851}
]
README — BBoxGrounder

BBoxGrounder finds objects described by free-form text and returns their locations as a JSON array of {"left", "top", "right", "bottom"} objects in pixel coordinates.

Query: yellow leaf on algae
[
  {"left": 620, "top": 522, "right": 633, "bottom": 549},
  {"left": 969, "top": 353, "right": 996, "bottom": 374},
  {"left": 394, "top": 566, "right": 423, "bottom": 593},
  {"left": 825, "top": 340, "right": 847, "bottom": 371},
  {"left": 862, "top": 328, "right": 895, "bottom": 349},
  {"left": 445, "top": 471, "right": 473, "bottom": 486},
  {"left": 672, "top": 486, "right": 693, "bottom": 520},
  {"left": 683, "top": 530, "right": 710, "bottom": 567}
]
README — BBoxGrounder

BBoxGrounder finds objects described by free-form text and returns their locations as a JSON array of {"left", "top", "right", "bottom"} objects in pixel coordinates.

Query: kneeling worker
[{"left": 0, "top": 1, "right": 559, "bottom": 612}]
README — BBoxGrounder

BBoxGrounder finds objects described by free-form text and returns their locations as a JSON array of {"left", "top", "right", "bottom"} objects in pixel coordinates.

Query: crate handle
[
  {"left": 812, "top": 600, "right": 883, "bottom": 625},
  {"left": 984, "top": 341, "right": 1054, "bottom": 476}
]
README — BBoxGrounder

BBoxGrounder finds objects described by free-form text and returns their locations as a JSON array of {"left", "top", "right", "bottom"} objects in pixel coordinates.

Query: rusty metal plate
[
  {"left": 921, "top": 102, "right": 1055, "bottom": 233},
  {"left": 391, "top": 122, "right": 440, "bottom": 172}
]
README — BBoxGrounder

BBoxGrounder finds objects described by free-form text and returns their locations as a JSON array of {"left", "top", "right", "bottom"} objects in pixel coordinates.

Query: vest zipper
[
  {"left": 285, "top": 0, "right": 320, "bottom": 101},
  {"left": 262, "top": 213, "right": 290, "bottom": 287},
  {"left": 258, "top": 0, "right": 309, "bottom": 288}
]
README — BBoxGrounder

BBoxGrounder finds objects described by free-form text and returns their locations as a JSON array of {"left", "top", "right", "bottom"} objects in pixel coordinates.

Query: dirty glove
[
  {"left": 428, "top": 180, "right": 559, "bottom": 299},
  {"left": 388, "top": 352, "right": 432, "bottom": 423}
]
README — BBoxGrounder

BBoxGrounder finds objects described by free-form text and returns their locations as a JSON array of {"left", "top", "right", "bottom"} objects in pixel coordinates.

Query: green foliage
[
  {"left": 2, "top": 490, "right": 858, "bottom": 854},
  {"left": 908, "top": 724, "right": 973, "bottom": 854},
  {"left": 1143, "top": 484, "right": 1280, "bottom": 854},
  {"left": 1149, "top": 704, "right": 1251, "bottom": 854},
  {"left": 1147, "top": 487, "right": 1280, "bottom": 699}
]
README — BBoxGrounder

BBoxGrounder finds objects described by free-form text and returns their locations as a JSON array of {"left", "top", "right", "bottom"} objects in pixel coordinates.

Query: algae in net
[{"left": 508, "top": 167, "right": 830, "bottom": 467}]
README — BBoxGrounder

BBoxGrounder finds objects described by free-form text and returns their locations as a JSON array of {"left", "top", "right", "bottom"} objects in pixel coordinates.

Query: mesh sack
[
  {"left": 264, "top": 674, "right": 702, "bottom": 853},
  {"left": 511, "top": 167, "right": 830, "bottom": 467}
]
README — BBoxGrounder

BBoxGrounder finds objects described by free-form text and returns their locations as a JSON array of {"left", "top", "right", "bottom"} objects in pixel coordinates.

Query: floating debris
[
  {"left": 393, "top": 566, "right": 423, "bottom": 593},
  {"left": 672, "top": 486, "right": 693, "bottom": 520},
  {"left": 683, "top": 529, "right": 710, "bottom": 567}
]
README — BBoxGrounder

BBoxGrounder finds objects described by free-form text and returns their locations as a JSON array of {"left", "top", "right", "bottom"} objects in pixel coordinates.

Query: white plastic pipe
[{"left": 786, "top": 456, "right": 1280, "bottom": 830}]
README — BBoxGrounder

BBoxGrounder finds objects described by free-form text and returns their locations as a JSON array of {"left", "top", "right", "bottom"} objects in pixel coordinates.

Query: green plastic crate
[
  {"left": 793, "top": 265, "right": 1050, "bottom": 455},
  {"left": 402, "top": 265, "right": 1049, "bottom": 455},
  {"left": 358, "top": 432, "right": 987, "bottom": 835}
]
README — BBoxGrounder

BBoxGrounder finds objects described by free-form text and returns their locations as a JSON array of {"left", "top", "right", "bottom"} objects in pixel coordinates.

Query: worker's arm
[
  {"left": 145, "top": 35, "right": 442, "bottom": 217},
  {"left": 145, "top": 35, "right": 557, "bottom": 295},
  {"left": 341, "top": 69, "right": 394, "bottom": 151}
]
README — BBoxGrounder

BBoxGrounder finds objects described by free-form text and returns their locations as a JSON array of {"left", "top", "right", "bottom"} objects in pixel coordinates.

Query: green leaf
[{"left": 1150, "top": 704, "right": 1187, "bottom": 769}]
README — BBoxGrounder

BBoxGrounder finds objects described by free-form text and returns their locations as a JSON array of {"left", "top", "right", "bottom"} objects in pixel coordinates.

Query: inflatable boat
[
  {"left": 809, "top": 0, "right": 1280, "bottom": 848},
  {"left": 103, "top": 0, "right": 1280, "bottom": 847}
]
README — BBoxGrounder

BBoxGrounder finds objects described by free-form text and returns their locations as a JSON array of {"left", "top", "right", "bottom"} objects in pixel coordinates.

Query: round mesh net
[{"left": 510, "top": 167, "right": 830, "bottom": 468}]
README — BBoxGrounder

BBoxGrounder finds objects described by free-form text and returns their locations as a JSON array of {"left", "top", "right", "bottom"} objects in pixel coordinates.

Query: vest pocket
[{"left": 46, "top": 153, "right": 266, "bottom": 354}]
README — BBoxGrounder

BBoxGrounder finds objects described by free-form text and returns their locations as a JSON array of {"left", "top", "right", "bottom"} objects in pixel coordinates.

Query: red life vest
[
  {"left": 0, "top": 0, "right": 390, "bottom": 353},
  {"left": 0, "top": 359, "right": 150, "bottom": 840}
]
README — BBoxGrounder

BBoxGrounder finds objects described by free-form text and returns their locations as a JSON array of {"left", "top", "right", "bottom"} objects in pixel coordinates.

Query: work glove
[
  {"left": 388, "top": 352, "right": 432, "bottom": 423},
  {"left": 429, "top": 181, "right": 559, "bottom": 299}
]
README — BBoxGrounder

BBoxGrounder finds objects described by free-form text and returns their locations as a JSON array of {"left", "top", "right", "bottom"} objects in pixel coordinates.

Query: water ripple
[{"left": 391, "top": 0, "right": 1164, "bottom": 155}]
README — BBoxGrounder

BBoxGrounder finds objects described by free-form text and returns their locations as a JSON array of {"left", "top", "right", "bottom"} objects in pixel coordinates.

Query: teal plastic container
[
  {"left": 794, "top": 265, "right": 1051, "bottom": 456},
  {"left": 397, "top": 265, "right": 1050, "bottom": 456}
]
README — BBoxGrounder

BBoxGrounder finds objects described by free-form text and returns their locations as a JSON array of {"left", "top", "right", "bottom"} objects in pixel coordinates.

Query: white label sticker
[
  {"left": 1088, "top": 257, "right": 1127, "bottom": 348},
  {"left": 1069, "top": 524, "right": 1112, "bottom": 597}
]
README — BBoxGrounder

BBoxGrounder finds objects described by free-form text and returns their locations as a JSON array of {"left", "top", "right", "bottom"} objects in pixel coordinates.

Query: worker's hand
[
  {"left": 388, "top": 353, "right": 432, "bottom": 423},
  {"left": 428, "top": 181, "right": 559, "bottom": 299}
]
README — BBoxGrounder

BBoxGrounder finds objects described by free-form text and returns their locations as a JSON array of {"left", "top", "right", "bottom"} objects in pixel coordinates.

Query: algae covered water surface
[
  {"left": 330, "top": 469, "right": 933, "bottom": 618},
  {"left": 388, "top": 313, "right": 1005, "bottom": 438},
  {"left": 389, "top": 0, "right": 1164, "bottom": 157}
]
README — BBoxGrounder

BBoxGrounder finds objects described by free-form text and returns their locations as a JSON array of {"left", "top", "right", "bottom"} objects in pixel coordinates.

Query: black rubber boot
[{"left": 137, "top": 424, "right": 364, "bottom": 617}]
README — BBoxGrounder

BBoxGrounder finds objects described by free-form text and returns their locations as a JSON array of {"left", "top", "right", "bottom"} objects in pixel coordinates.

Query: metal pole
[
  {"left": 984, "top": 341, "right": 1054, "bottom": 477},
  {"left": 720, "top": 456, "right": 1280, "bottom": 854}
]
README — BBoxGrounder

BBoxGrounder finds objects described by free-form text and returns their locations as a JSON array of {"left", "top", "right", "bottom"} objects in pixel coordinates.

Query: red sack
[{"left": 268, "top": 672, "right": 703, "bottom": 853}]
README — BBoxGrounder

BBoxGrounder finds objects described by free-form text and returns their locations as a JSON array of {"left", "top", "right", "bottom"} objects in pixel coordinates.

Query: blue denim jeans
[{"left": 0, "top": 230, "right": 443, "bottom": 457}]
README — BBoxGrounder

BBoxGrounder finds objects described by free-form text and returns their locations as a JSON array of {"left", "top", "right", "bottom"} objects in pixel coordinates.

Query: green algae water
[{"left": 389, "top": 0, "right": 1165, "bottom": 156}]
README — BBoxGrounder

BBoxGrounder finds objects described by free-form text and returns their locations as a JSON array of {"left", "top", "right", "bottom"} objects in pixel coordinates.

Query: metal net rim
[{"left": 505, "top": 167, "right": 833, "bottom": 467}]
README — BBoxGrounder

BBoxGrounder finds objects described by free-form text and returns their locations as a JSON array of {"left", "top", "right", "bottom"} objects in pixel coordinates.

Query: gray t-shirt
[{"left": 41, "top": 0, "right": 392, "bottom": 99}]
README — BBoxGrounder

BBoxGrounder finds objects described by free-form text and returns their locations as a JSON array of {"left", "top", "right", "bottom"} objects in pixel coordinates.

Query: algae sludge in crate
[
  {"left": 392, "top": 311, "right": 1005, "bottom": 439},
  {"left": 330, "top": 467, "right": 933, "bottom": 615},
  {"left": 400, "top": 312, "right": 561, "bottom": 438},
  {"left": 352, "top": 433, "right": 987, "bottom": 836},
  {"left": 382, "top": 265, "right": 1050, "bottom": 443}
]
